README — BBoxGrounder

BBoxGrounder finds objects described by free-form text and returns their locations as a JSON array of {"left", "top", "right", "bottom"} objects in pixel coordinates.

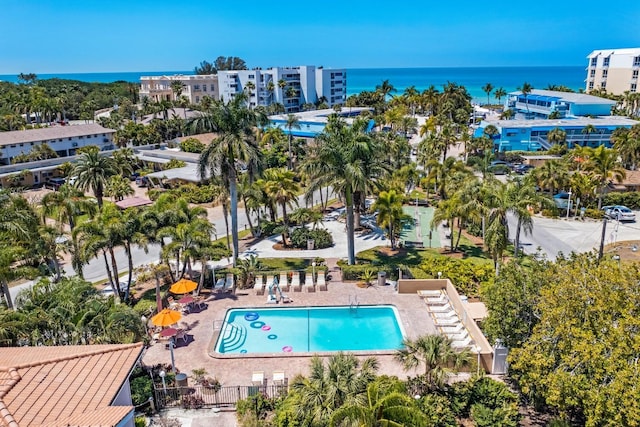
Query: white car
[{"left": 603, "top": 205, "right": 636, "bottom": 222}]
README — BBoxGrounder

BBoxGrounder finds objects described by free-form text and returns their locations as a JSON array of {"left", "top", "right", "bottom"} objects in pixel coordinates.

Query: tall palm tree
[
  {"left": 394, "top": 334, "right": 470, "bottom": 391},
  {"left": 72, "top": 150, "right": 119, "bottom": 208},
  {"left": 284, "top": 113, "right": 301, "bottom": 169},
  {"left": 263, "top": 168, "right": 300, "bottom": 245},
  {"left": 372, "top": 190, "right": 405, "bottom": 249},
  {"left": 291, "top": 353, "right": 379, "bottom": 426},
  {"left": 518, "top": 82, "right": 533, "bottom": 115},
  {"left": 196, "top": 94, "right": 262, "bottom": 266},
  {"left": 507, "top": 178, "right": 552, "bottom": 259},
  {"left": 376, "top": 79, "right": 397, "bottom": 102},
  {"left": 482, "top": 83, "right": 494, "bottom": 106},
  {"left": 170, "top": 80, "right": 185, "bottom": 103},
  {"left": 612, "top": 125, "right": 640, "bottom": 170},
  {"left": 244, "top": 80, "right": 255, "bottom": 108},
  {"left": 547, "top": 127, "right": 567, "bottom": 147},
  {"left": 584, "top": 145, "right": 626, "bottom": 208},
  {"left": 494, "top": 87, "right": 507, "bottom": 104},
  {"left": 532, "top": 160, "right": 570, "bottom": 195}
]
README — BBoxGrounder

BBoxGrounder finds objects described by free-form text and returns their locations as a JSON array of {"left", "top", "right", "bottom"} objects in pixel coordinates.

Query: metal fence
[{"left": 154, "top": 384, "right": 289, "bottom": 409}]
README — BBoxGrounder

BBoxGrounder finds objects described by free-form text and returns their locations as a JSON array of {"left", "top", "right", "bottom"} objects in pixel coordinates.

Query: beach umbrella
[
  {"left": 151, "top": 308, "right": 182, "bottom": 327},
  {"left": 170, "top": 278, "right": 197, "bottom": 294}
]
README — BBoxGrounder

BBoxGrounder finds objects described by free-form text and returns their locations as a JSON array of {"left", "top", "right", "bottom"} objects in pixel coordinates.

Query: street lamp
[
  {"left": 437, "top": 271, "right": 442, "bottom": 280},
  {"left": 159, "top": 370, "right": 167, "bottom": 393},
  {"left": 312, "top": 261, "right": 316, "bottom": 280}
]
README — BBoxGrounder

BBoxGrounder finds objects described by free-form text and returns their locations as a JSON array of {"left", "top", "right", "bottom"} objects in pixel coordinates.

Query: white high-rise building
[
  {"left": 217, "top": 66, "right": 347, "bottom": 112},
  {"left": 586, "top": 48, "right": 640, "bottom": 95}
]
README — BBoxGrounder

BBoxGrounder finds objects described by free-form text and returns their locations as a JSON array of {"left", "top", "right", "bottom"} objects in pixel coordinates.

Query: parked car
[
  {"left": 602, "top": 205, "right": 636, "bottom": 222},
  {"left": 490, "top": 160, "right": 512, "bottom": 168},
  {"left": 514, "top": 164, "right": 534, "bottom": 175},
  {"left": 553, "top": 192, "right": 572, "bottom": 209},
  {"left": 46, "top": 177, "right": 66, "bottom": 190},
  {"left": 489, "top": 164, "right": 511, "bottom": 175}
]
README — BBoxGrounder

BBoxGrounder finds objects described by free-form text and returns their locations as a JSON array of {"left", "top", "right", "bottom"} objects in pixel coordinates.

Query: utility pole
[{"left": 598, "top": 216, "right": 608, "bottom": 261}]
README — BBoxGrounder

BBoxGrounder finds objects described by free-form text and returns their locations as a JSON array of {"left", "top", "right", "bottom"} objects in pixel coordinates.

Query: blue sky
[{"left": 0, "top": 0, "right": 639, "bottom": 73}]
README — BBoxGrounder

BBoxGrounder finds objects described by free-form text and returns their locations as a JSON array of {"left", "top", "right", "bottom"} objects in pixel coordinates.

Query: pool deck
[{"left": 142, "top": 272, "right": 437, "bottom": 386}]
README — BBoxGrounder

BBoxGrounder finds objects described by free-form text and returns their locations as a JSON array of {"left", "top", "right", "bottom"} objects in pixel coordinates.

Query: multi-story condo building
[
  {"left": 139, "top": 74, "right": 219, "bottom": 104},
  {"left": 586, "top": 48, "right": 640, "bottom": 95},
  {"left": 217, "top": 66, "right": 346, "bottom": 113}
]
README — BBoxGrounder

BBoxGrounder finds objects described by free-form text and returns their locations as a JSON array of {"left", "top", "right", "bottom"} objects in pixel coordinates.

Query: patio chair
[
  {"left": 304, "top": 273, "right": 315, "bottom": 292},
  {"left": 451, "top": 337, "right": 473, "bottom": 348},
  {"left": 194, "top": 296, "right": 207, "bottom": 310},
  {"left": 279, "top": 272, "right": 289, "bottom": 291},
  {"left": 424, "top": 295, "right": 449, "bottom": 305},
  {"left": 272, "top": 370, "right": 286, "bottom": 385},
  {"left": 433, "top": 316, "right": 460, "bottom": 326},
  {"left": 252, "top": 371, "right": 266, "bottom": 386},
  {"left": 254, "top": 275, "right": 265, "bottom": 296},
  {"left": 438, "top": 323, "right": 465, "bottom": 334},
  {"left": 291, "top": 272, "right": 301, "bottom": 292},
  {"left": 175, "top": 329, "right": 187, "bottom": 344},
  {"left": 317, "top": 270, "right": 327, "bottom": 291},
  {"left": 428, "top": 304, "right": 455, "bottom": 313},
  {"left": 417, "top": 289, "right": 443, "bottom": 297},
  {"left": 224, "top": 274, "right": 235, "bottom": 292}
]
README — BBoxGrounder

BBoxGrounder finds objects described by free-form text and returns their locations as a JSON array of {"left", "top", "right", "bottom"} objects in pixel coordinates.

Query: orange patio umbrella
[
  {"left": 170, "top": 278, "right": 197, "bottom": 294},
  {"left": 151, "top": 308, "right": 182, "bottom": 327}
]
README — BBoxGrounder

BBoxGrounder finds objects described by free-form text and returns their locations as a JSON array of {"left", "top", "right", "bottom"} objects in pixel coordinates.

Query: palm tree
[
  {"left": 372, "top": 190, "right": 406, "bottom": 249},
  {"left": 518, "top": 82, "right": 533, "bottom": 115},
  {"left": 612, "top": 125, "right": 640, "bottom": 170},
  {"left": 532, "top": 160, "right": 570, "bottom": 195},
  {"left": 394, "top": 334, "right": 470, "bottom": 391},
  {"left": 170, "top": 80, "right": 185, "bottom": 103},
  {"left": 494, "top": 87, "right": 507, "bottom": 104},
  {"left": 284, "top": 113, "right": 301, "bottom": 169},
  {"left": 329, "top": 378, "right": 429, "bottom": 427},
  {"left": 581, "top": 124, "right": 598, "bottom": 147},
  {"left": 547, "top": 127, "right": 567, "bottom": 147},
  {"left": 507, "top": 178, "right": 552, "bottom": 259},
  {"left": 244, "top": 80, "right": 255, "bottom": 108},
  {"left": 263, "top": 168, "right": 300, "bottom": 245},
  {"left": 376, "top": 79, "right": 397, "bottom": 102},
  {"left": 72, "top": 150, "right": 119, "bottom": 208},
  {"left": 482, "top": 83, "right": 494, "bottom": 106},
  {"left": 291, "top": 353, "right": 379, "bottom": 426},
  {"left": 196, "top": 94, "right": 262, "bottom": 266},
  {"left": 584, "top": 145, "right": 626, "bottom": 209}
]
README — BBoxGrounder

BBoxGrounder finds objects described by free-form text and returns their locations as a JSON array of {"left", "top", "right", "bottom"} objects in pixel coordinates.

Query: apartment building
[
  {"left": 586, "top": 48, "right": 640, "bottom": 95},
  {"left": 139, "top": 74, "right": 219, "bottom": 104},
  {"left": 217, "top": 66, "right": 347, "bottom": 113}
]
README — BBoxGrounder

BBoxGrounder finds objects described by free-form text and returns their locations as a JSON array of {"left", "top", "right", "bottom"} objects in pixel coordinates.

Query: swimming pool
[{"left": 214, "top": 305, "right": 405, "bottom": 355}]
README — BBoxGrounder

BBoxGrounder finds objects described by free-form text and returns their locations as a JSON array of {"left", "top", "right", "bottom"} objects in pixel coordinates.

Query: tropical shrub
[
  {"left": 130, "top": 375, "right": 153, "bottom": 406},
  {"left": 419, "top": 258, "right": 493, "bottom": 297},
  {"left": 179, "top": 137, "right": 205, "bottom": 153},
  {"left": 132, "top": 299, "right": 155, "bottom": 316},
  {"left": 448, "top": 376, "right": 519, "bottom": 423},
  {"left": 289, "top": 227, "right": 333, "bottom": 249},
  {"left": 584, "top": 208, "right": 604, "bottom": 219},
  {"left": 163, "top": 158, "right": 186, "bottom": 170},
  {"left": 602, "top": 191, "right": 640, "bottom": 209}
]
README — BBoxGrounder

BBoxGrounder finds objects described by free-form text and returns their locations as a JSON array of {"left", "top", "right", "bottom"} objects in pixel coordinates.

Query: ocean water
[{"left": 0, "top": 66, "right": 586, "bottom": 104}]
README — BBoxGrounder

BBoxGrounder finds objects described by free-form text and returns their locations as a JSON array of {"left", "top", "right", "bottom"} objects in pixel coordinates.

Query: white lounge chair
[
  {"left": 451, "top": 337, "right": 473, "bottom": 348},
  {"left": 433, "top": 317, "right": 460, "bottom": 326},
  {"left": 279, "top": 272, "right": 289, "bottom": 291},
  {"left": 213, "top": 278, "right": 225, "bottom": 293},
  {"left": 224, "top": 273, "right": 235, "bottom": 293},
  {"left": 439, "top": 323, "right": 466, "bottom": 334},
  {"left": 429, "top": 304, "right": 455, "bottom": 313},
  {"left": 291, "top": 272, "right": 301, "bottom": 292},
  {"left": 304, "top": 273, "right": 315, "bottom": 292},
  {"left": 265, "top": 275, "right": 274, "bottom": 293},
  {"left": 424, "top": 295, "right": 449, "bottom": 305},
  {"left": 317, "top": 270, "right": 327, "bottom": 291},
  {"left": 254, "top": 275, "right": 265, "bottom": 295},
  {"left": 417, "top": 289, "right": 443, "bottom": 297},
  {"left": 445, "top": 331, "right": 469, "bottom": 341}
]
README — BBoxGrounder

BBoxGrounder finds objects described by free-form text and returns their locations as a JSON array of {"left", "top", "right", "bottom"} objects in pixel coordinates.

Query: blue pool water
[
  {"left": 214, "top": 305, "right": 405, "bottom": 354},
  {"left": 270, "top": 120, "right": 327, "bottom": 137}
]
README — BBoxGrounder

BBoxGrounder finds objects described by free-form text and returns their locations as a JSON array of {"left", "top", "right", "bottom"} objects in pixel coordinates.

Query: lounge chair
[
  {"left": 429, "top": 304, "right": 455, "bottom": 313},
  {"left": 424, "top": 295, "right": 449, "bottom": 305},
  {"left": 175, "top": 329, "right": 187, "bottom": 344},
  {"left": 224, "top": 274, "right": 235, "bottom": 293},
  {"left": 433, "top": 316, "right": 460, "bottom": 326},
  {"left": 451, "top": 337, "right": 473, "bottom": 348},
  {"left": 194, "top": 296, "right": 207, "bottom": 310},
  {"left": 279, "top": 272, "right": 289, "bottom": 291},
  {"left": 317, "top": 270, "right": 327, "bottom": 291},
  {"left": 213, "top": 278, "right": 225, "bottom": 293},
  {"left": 417, "top": 289, "right": 443, "bottom": 297},
  {"left": 254, "top": 275, "right": 265, "bottom": 295},
  {"left": 273, "top": 370, "right": 286, "bottom": 385},
  {"left": 252, "top": 371, "right": 265, "bottom": 386},
  {"left": 291, "top": 272, "right": 301, "bottom": 292},
  {"left": 304, "top": 273, "right": 315, "bottom": 292},
  {"left": 439, "top": 323, "right": 466, "bottom": 334}
]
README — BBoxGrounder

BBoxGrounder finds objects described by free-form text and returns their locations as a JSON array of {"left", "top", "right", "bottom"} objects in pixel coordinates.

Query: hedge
[
  {"left": 602, "top": 192, "right": 640, "bottom": 210},
  {"left": 290, "top": 227, "right": 334, "bottom": 249}
]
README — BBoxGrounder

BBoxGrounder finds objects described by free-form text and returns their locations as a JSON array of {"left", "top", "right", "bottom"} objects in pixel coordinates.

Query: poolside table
[{"left": 159, "top": 328, "right": 178, "bottom": 338}]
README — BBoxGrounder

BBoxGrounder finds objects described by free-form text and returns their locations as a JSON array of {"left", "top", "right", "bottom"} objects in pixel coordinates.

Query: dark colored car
[
  {"left": 515, "top": 164, "right": 534, "bottom": 174},
  {"left": 46, "top": 177, "right": 66, "bottom": 190}
]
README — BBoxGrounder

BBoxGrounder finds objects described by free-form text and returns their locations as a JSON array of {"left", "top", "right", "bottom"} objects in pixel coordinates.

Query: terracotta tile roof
[
  {"left": 620, "top": 169, "right": 640, "bottom": 186},
  {"left": 0, "top": 343, "right": 143, "bottom": 427},
  {"left": 0, "top": 124, "right": 115, "bottom": 146}
]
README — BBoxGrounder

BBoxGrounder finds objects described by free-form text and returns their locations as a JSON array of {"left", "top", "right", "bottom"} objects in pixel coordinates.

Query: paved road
[{"left": 508, "top": 212, "right": 640, "bottom": 260}]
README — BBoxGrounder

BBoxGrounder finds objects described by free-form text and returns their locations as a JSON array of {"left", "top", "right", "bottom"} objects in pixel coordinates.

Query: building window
[
  {"left": 202, "top": 84, "right": 207, "bottom": 91},
  {"left": 603, "top": 57, "right": 610, "bottom": 67},
  {"left": 631, "top": 84, "right": 637, "bottom": 93},
  {"left": 590, "top": 69, "right": 595, "bottom": 77},
  {"left": 602, "top": 69, "right": 608, "bottom": 78},
  {"left": 591, "top": 58, "right": 597, "bottom": 66},
  {"left": 601, "top": 81, "right": 607, "bottom": 89},
  {"left": 634, "top": 56, "right": 640, "bottom": 66},
  {"left": 248, "top": 75, "right": 255, "bottom": 79},
  {"left": 194, "top": 85, "right": 200, "bottom": 91},
  {"left": 633, "top": 70, "right": 639, "bottom": 79},
  {"left": 196, "top": 96, "right": 200, "bottom": 102}
]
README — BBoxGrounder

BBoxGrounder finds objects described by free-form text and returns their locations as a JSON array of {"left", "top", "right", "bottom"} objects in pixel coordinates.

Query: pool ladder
[{"left": 349, "top": 295, "right": 359, "bottom": 315}]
